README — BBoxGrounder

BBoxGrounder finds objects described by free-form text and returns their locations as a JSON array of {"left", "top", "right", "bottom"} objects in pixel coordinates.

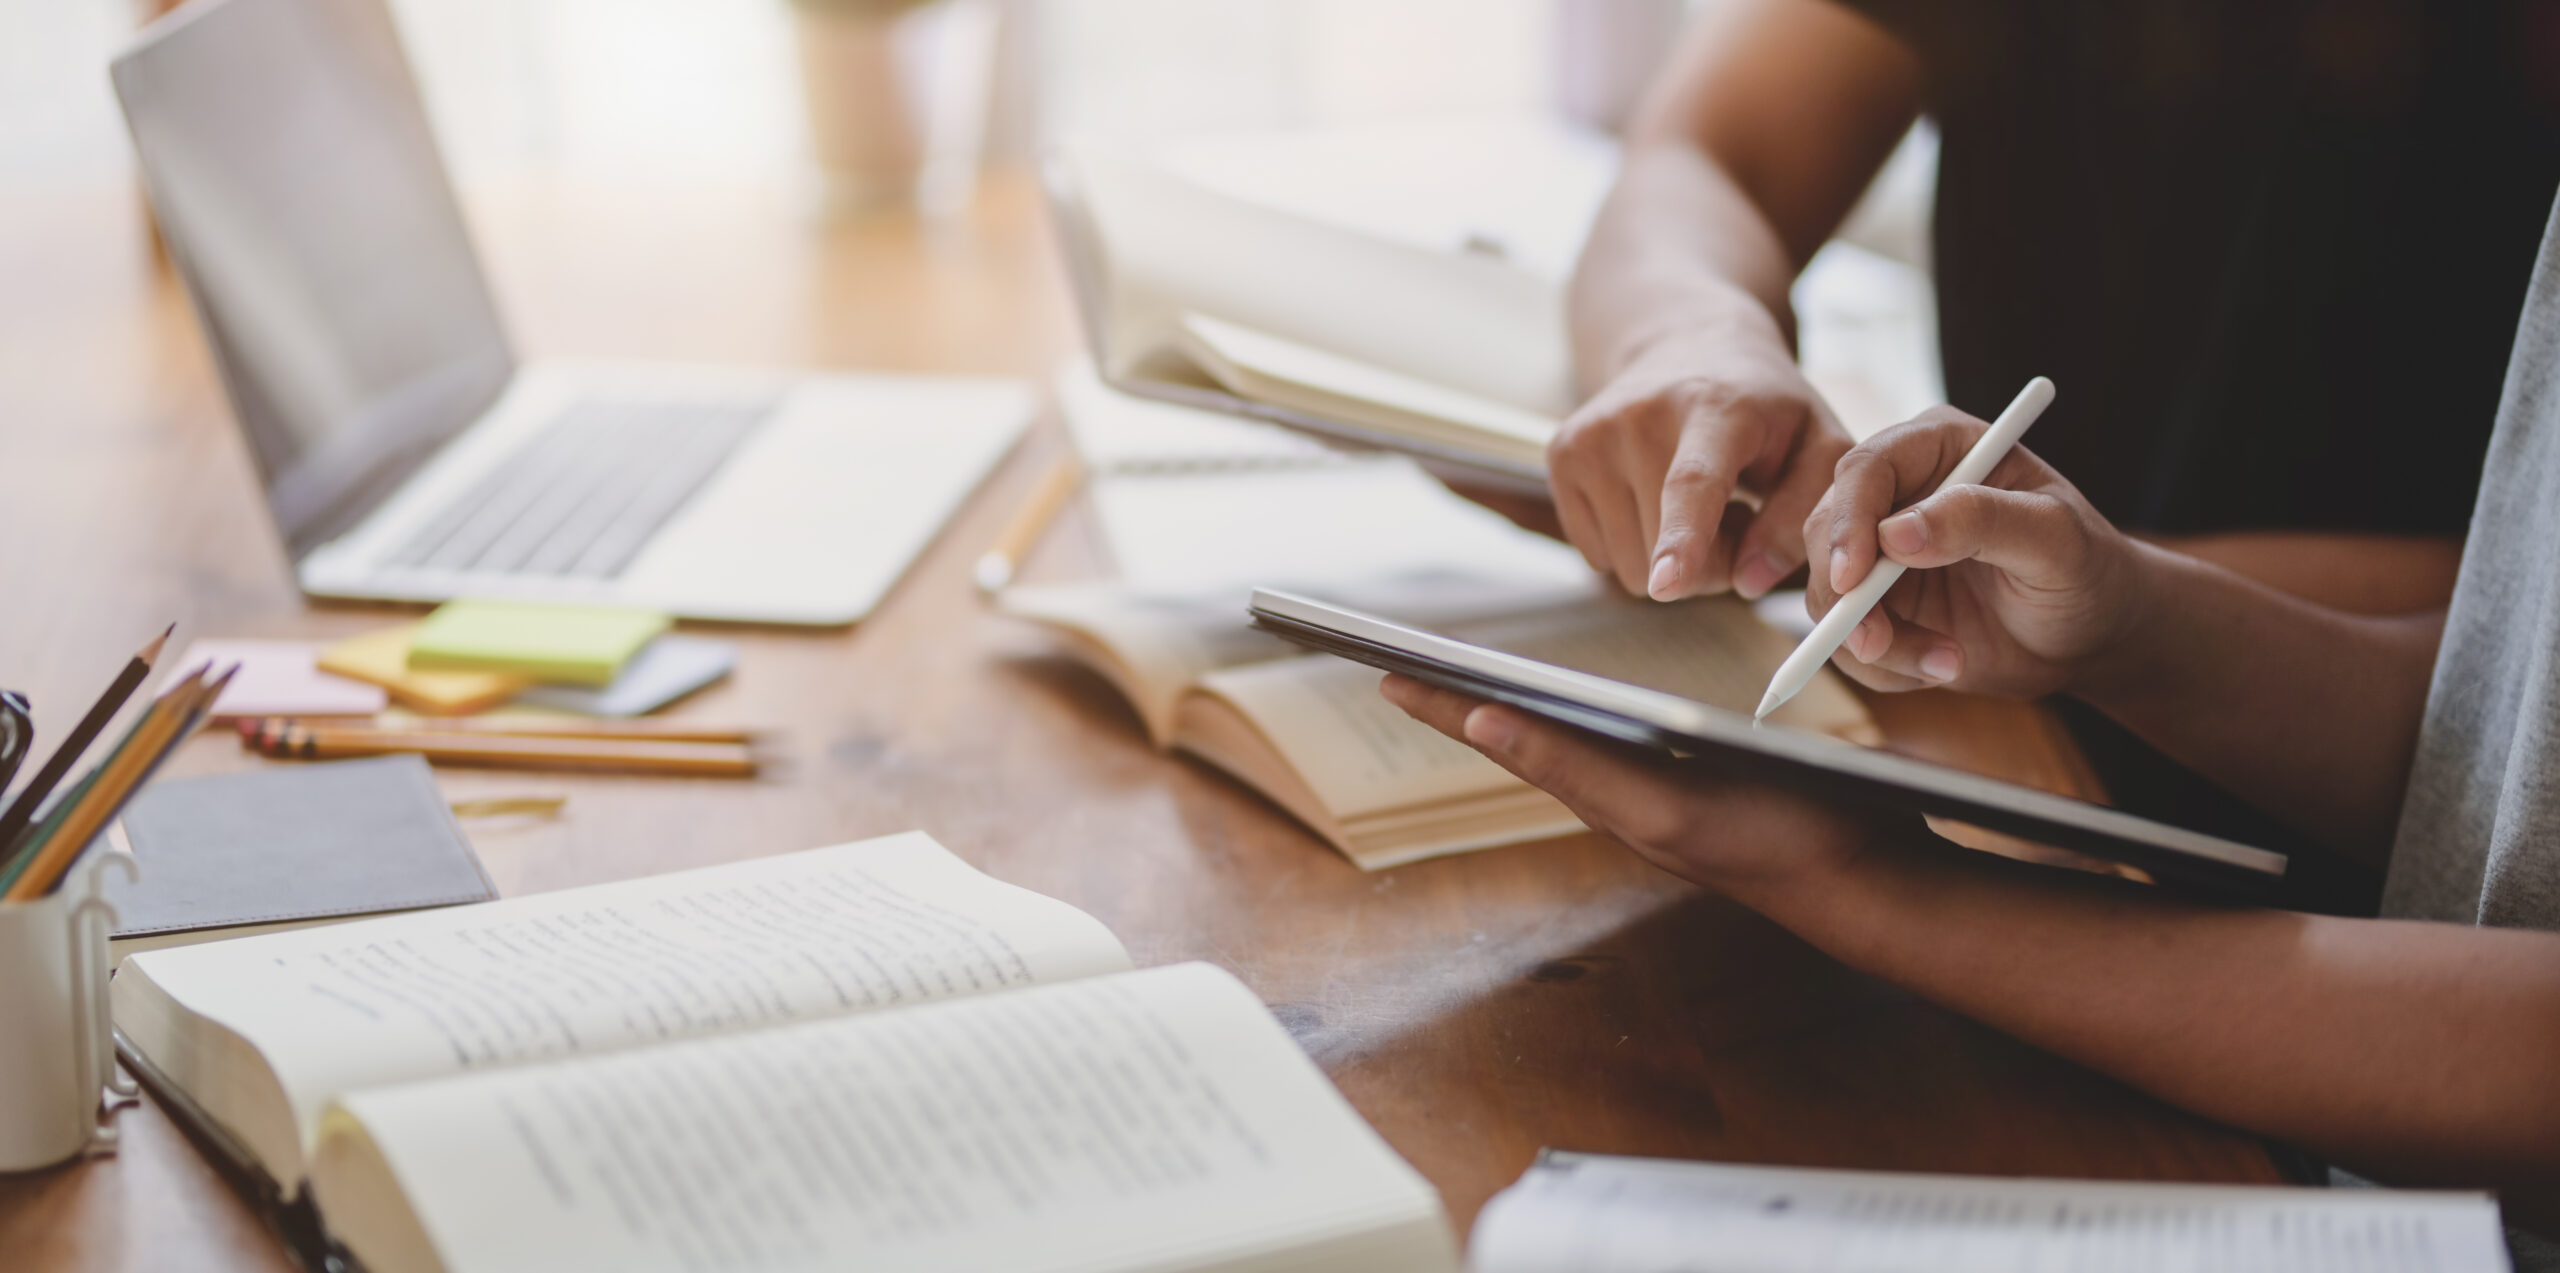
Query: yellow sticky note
[
  {"left": 317, "top": 625, "right": 530, "bottom": 716},
  {"left": 407, "top": 600, "right": 672, "bottom": 688}
]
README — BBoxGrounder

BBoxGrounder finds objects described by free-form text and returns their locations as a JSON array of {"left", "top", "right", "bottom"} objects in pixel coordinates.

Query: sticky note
[
  {"left": 318, "top": 625, "right": 530, "bottom": 716},
  {"left": 167, "top": 639, "right": 389, "bottom": 720},
  {"left": 515, "top": 635, "right": 736, "bottom": 717},
  {"left": 407, "top": 600, "right": 672, "bottom": 688}
]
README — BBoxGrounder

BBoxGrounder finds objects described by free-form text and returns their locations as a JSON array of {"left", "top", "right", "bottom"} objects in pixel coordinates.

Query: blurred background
[
  {"left": 1, "top": 0, "right": 1937, "bottom": 424},
  {"left": 13, "top": 1, "right": 1649, "bottom": 191}
]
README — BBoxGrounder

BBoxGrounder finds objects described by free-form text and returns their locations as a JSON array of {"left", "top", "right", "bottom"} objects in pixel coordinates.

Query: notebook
[
  {"left": 104, "top": 755, "right": 495, "bottom": 959},
  {"left": 111, "top": 832, "right": 1458, "bottom": 1273},
  {"left": 1046, "top": 147, "right": 1570, "bottom": 494},
  {"left": 1471, "top": 1151, "right": 2511, "bottom": 1273}
]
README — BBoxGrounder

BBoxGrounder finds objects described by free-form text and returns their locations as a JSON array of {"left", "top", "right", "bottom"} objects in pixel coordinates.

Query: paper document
[
  {"left": 1058, "top": 362, "right": 1589, "bottom": 594},
  {"left": 1470, "top": 1152, "right": 2512, "bottom": 1273}
]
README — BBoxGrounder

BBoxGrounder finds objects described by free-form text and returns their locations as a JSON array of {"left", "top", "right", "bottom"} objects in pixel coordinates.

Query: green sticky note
[{"left": 406, "top": 600, "right": 673, "bottom": 688}]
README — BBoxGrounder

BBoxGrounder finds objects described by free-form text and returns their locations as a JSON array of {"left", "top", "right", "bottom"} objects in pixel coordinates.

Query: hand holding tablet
[{"left": 1247, "top": 588, "right": 2283, "bottom": 896}]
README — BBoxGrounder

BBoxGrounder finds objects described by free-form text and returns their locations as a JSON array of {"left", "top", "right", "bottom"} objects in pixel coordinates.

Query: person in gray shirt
[{"left": 1383, "top": 199, "right": 2560, "bottom": 1259}]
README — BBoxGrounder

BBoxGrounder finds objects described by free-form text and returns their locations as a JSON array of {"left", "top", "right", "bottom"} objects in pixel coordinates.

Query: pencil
[
  {"left": 247, "top": 721, "right": 758, "bottom": 778},
  {"left": 241, "top": 716, "right": 762, "bottom": 745},
  {"left": 2, "top": 664, "right": 225, "bottom": 902},
  {"left": 0, "top": 622, "right": 173, "bottom": 851},
  {"left": 973, "top": 453, "right": 1083, "bottom": 595}
]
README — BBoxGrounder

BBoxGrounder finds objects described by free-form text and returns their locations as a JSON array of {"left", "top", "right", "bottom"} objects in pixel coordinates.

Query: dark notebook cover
[{"left": 105, "top": 754, "right": 495, "bottom": 939}]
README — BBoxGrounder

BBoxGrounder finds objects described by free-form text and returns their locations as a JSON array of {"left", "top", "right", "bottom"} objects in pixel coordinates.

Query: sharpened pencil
[
  {"left": 240, "top": 716, "right": 760, "bottom": 745},
  {"left": 974, "top": 453, "right": 1083, "bottom": 595},
  {"left": 245, "top": 720, "right": 758, "bottom": 778},
  {"left": 0, "top": 622, "right": 173, "bottom": 852},
  {"left": 2, "top": 662, "right": 226, "bottom": 902}
]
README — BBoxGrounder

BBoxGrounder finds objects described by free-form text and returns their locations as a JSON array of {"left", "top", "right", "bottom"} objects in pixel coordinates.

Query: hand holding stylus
[
  {"left": 1757, "top": 380, "right": 2055, "bottom": 720},
  {"left": 1784, "top": 380, "right": 2164, "bottom": 708}
]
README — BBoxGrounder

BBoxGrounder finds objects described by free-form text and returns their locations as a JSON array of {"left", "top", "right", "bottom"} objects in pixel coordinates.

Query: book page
[
  {"left": 1175, "top": 315, "right": 1556, "bottom": 466},
  {"left": 999, "top": 567, "right": 1599, "bottom": 749},
  {"left": 1086, "top": 464, "right": 1591, "bottom": 597},
  {"left": 1057, "top": 356, "right": 1345, "bottom": 473},
  {"left": 1197, "top": 654, "right": 1522, "bottom": 821},
  {"left": 1058, "top": 367, "right": 1589, "bottom": 595},
  {"left": 999, "top": 584, "right": 1299, "bottom": 743},
  {"left": 1471, "top": 1153, "right": 2512, "bottom": 1273},
  {"left": 122, "top": 833, "right": 1131, "bottom": 1163},
  {"left": 317, "top": 963, "right": 1455, "bottom": 1273},
  {"left": 1199, "top": 596, "right": 1872, "bottom": 821},
  {"left": 1071, "top": 147, "right": 1571, "bottom": 416}
]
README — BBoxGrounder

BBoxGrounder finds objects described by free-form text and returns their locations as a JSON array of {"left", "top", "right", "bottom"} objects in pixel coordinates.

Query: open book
[
  {"left": 111, "top": 833, "right": 1456, "bottom": 1273},
  {"left": 1000, "top": 579, "right": 1875, "bottom": 870},
  {"left": 1471, "top": 1152, "right": 2513, "bottom": 1273},
  {"left": 1044, "top": 147, "right": 1571, "bottom": 494}
]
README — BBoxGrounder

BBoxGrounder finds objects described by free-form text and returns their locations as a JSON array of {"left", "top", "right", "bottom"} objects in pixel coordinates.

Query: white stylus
[{"left": 1753, "top": 376, "right": 2057, "bottom": 723}]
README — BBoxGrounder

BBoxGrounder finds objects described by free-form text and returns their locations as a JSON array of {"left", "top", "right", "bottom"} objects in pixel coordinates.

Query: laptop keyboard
[{"left": 384, "top": 397, "right": 773, "bottom": 579}]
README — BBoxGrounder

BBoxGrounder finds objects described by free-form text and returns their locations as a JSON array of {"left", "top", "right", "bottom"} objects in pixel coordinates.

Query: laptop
[{"left": 110, "top": 0, "right": 1031, "bottom": 626}]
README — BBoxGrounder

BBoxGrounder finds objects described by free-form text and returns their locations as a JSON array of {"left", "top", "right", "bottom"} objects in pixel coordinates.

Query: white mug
[{"left": 0, "top": 847, "right": 137, "bottom": 1172}]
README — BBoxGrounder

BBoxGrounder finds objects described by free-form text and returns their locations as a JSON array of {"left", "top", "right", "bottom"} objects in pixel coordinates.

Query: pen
[
  {"left": 1754, "top": 377, "right": 2056, "bottom": 723},
  {"left": 973, "top": 453, "right": 1083, "bottom": 596}
]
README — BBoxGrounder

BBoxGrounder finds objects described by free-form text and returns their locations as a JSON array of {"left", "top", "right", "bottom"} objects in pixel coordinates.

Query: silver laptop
[{"left": 111, "top": 0, "right": 1030, "bottom": 625}]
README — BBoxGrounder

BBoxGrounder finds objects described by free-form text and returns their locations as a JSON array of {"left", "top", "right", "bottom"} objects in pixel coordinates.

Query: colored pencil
[
  {"left": 246, "top": 720, "right": 758, "bottom": 778},
  {"left": 0, "top": 623, "right": 173, "bottom": 851},
  {"left": 2, "top": 664, "right": 226, "bottom": 902},
  {"left": 239, "top": 716, "right": 760, "bottom": 745}
]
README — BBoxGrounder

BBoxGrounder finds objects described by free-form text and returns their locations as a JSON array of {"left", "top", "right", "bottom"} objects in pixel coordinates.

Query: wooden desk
[{"left": 0, "top": 171, "right": 2277, "bottom": 1271}]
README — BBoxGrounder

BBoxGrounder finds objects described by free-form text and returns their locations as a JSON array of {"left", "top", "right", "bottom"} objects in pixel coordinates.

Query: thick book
[
  {"left": 1044, "top": 146, "right": 1570, "bottom": 495},
  {"left": 1471, "top": 1151, "right": 2512, "bottom": 1272},
  {"left": 112, "top": 832, "right": 1455, "bottom": 1273},
  {"left": 999, "top": 578, "right": 1875, "bottom": 870}
]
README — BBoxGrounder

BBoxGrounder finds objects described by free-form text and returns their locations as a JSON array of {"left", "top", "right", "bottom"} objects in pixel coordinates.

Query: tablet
[{"left": 1247, "top": 588, "right": 2287, "bottom": 895}]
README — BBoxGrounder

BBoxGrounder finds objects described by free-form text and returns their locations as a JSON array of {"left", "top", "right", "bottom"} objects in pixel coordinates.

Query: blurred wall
[{"left": 2, "top": 0, "right": 1715, "bottom": 191}]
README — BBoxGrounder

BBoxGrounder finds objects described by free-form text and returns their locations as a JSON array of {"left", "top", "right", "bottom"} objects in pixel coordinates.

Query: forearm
[
  {"left": 2150, "top": 530, "right": 2464, "bottom": 617},
  {"left": 1568, "top": 143, "right": 1800, "bottom": 390},
  {"left": 1378, "top": 673, "right": 2560, "bottom": 1219},
  {"left": 2080, "top": 545, "right": 2444, "bottom": 865},
  {"left": 1736, "top": 835, "right": 2560, "bottom": 1223},
  {"left": 1566, "top": 0, "right": 1920, "bottom": 392}
]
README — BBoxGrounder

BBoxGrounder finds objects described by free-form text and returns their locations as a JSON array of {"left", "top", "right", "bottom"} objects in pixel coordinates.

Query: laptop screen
[{"left": 112, "top": 0, "right": 514, "bottom": 556}]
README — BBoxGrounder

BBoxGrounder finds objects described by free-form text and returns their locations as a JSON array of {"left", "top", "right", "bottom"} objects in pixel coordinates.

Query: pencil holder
[{"left": 0, "top": 846, "right": 138, "bottom": 1171}]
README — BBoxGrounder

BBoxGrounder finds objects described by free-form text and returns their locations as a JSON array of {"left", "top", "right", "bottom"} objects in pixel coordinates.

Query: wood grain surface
[{"left": 0, "top": 171, "right": 2276, "bottom": 1272}]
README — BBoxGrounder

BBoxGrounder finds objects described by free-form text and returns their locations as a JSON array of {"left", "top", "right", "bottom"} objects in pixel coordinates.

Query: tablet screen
[{"left": 1247, "top": 588, "right": 2286, "bottom": 894}]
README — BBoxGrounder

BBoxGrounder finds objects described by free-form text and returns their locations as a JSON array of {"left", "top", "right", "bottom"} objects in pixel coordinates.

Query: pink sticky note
[{"left": 168, "top": 639, "right": 388, "bottom": 720}]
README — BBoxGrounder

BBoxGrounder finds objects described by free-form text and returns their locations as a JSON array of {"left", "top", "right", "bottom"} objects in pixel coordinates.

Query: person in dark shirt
[
  {"left": 1519, "top": 0, "right": 2560, "bottom": 614},
  {"left": 1481, "top": 0, "right": 2560, "bottom": 905},
  {"left": 1384, "top": 181, "right": 2560, "bottom": 1262}
]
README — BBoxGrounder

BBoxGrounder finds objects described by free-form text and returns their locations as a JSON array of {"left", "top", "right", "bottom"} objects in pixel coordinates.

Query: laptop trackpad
[{"left": 616, "top": 376, "right": 1031, "bottom": 624}]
